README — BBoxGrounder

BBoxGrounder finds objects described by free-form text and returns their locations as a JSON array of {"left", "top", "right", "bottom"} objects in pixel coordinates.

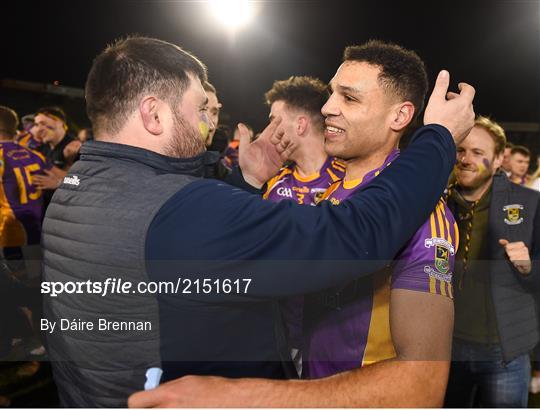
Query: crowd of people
[{"left": 0, "top": 36, "right": 538, "bottom": 408}]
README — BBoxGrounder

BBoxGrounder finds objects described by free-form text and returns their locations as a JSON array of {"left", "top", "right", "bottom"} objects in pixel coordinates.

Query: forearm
[{"left": 237, "top": 360, "right": 449, "bottom": 408}]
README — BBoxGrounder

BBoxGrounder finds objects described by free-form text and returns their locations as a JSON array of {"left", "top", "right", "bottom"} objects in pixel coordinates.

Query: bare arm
[{"left": 129, "top": 289, "right": 453, "bottom": 408}]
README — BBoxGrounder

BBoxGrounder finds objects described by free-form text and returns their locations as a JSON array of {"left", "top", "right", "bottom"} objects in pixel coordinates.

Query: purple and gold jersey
[
  {"left": 0, "top": 141, "right": 49, "bottom": 247},
  {"left": 263, "top": 157, "right": 346, "bottom": 206},
  {"left": 304, "top": 149, "right": 458, "bottom": 379},
  {"left": 16, "top": 131, "right": 42, "bottom": 151}
]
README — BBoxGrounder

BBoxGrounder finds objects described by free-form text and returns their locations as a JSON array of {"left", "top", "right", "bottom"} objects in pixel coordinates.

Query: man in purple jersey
[
  {"left": 0, "top": 106, "right": 49, "bottom": 260},
  {"left": 262, "top": 76, "right": 346, "bottom": 206},
  {"left": 260, "top": 76, "right": 346, "bottom": 375},
  {"left": 130, "top": 41, "right": 463, "bottom": 407}
]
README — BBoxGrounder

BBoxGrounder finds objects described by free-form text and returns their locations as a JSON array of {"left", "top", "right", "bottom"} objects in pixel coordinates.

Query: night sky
[{"left": 1, "top": 0, "right": 539, "bottom": 131}]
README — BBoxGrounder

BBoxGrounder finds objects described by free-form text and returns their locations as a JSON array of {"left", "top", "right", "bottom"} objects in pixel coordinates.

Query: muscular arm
[{"left": 129, "top": 290, "right": 454, "bottom": 408}]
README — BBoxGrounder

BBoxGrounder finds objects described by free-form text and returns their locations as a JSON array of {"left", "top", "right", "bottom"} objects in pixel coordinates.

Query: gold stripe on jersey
[
  {"left": 326, "top": 167, "right": 341, "bottom": 182},
  {"left": 0, "top": 148, "right": 26, "bottom": 247},
  {"left": 453, "top": 221, "right": 460, "bottom": 252},
  {"left": 321, "top": 180, "right": 342, "bottom": 201},
  {"left": 440, "top": 202, "right": 452, "bottom": 246},
  {"left": 440, "top": 280, "right": 447, "bottom": 297},
  {"left": 429, "top": 276, "right": 437, "bottom": 294},
  {"left": 429, "top": 211, "right": 437, "bottom": 239},
  {"left": 331, "top": 159, "right": 346, "bottom": 173},
  {"left": 362, "top": 272, "right": 396, "bottom": 366},
  {"left": 262, "top": 168, "right": 292, "bottom": 200},
  {"left": 435, "top": 203, "right": 446, "bottom": 242}
]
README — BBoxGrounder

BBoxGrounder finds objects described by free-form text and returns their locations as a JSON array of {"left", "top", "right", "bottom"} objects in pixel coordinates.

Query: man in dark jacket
[
  {"left": 444, "top": 116, "right": 540, "bottom": 407},
  {"left": 42, "top": 36, "right": 475, "bottom": 407}
]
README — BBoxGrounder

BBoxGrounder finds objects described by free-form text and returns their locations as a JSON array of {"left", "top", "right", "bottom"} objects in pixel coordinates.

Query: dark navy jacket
[{"left": 145, "top": 124, "right": 456, "bottom": 381}]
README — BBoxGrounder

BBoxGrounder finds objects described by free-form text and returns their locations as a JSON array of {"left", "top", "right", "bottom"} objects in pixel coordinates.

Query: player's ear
[
  {"left": 390, "top": 102, "right": 415, "bottom": 132},
  {"left": 139, "top": 96, "right": 165, "bottom": 136},
  {"left": 296, "top": 116, "right": 308, "bottom": 136}
]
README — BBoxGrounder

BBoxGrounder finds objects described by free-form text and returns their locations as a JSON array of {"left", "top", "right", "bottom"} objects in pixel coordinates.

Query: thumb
[
  {"left": 237, "top": 123, "right": 251, "bottom": 155},
  {"left": 428, "top": 70, "right": 450, "bottom": 103},
  {"left": 499, "top": 239, "right": 509, "bottom": 247}
]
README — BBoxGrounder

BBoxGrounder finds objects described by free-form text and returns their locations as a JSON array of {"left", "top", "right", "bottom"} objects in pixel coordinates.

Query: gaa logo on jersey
[
  {"left": 276, "top": 187, "right": 293, "bottom": 198},
  {"left": 503, "top": 204, "right": 524, "bottom": 225}
]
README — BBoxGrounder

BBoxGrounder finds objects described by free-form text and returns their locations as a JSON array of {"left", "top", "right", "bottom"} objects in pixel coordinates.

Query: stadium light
[{"left": 208, "top": 0, "right": 255, "bottom": 31}]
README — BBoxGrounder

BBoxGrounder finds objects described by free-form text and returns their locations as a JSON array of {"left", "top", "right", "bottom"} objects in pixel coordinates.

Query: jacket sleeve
[{"left": 146, "top": 124, "right": 456, "bottom": 298}]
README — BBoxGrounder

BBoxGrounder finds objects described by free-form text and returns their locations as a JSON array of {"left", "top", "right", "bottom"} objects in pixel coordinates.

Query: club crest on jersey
[
  {"left": 424, "top": 238, "right": 454, "bottom": 276},
  {"left": 503, "top": 204, "right": 523, "bottom": 225},
  {"left": 313, "top": 189, "right": 327, "bottom": 205}
]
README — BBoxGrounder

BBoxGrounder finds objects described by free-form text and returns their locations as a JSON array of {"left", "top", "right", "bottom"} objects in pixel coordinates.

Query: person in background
[
  {"left": 222, "top": 123, "right": 253, "bottom": 169},
  {"left": 202, "top": 81, "right": 222, "bottom": 148},
  {"left": 30, "top": 107, "right": 81, "bottom": 205},
  {"left": 16, "top": 114, "right": 42, "bottom": 151},
  {"left": 508, "top": 145, "right": 530, "bottom": 185},
  {"left": 77, "top": 127, "right": 94, "bottom": 143},
  {"left": 501, "top": 142, "right": 514, "bottom": 177},
  {"left": 444, "top": 116, "right": 539, "bottom": 407}
]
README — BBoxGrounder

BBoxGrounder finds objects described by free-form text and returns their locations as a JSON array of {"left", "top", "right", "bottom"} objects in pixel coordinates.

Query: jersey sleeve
[{"left": 391, "top": 200, "right": 457, "bottom": 299}]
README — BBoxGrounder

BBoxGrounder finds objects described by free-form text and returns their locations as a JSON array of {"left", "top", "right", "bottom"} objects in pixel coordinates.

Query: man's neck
[
  {"left": 49, "top": 132, "right": 66, "bottom": 149},
  {"left": 510, "top": 174, "right": 524, "bottom": 184},
  {"left": 458, "top": 177, "right": 494, "bottom": 202},
  {"left": 343, "top": 147, "right": 397, "bottom": 183},
  {"left": 292, "top": 136, "right": 328, "bottom": 178}
]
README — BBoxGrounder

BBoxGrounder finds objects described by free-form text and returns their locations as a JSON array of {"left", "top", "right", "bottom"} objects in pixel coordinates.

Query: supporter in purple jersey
[
  {"left": 0, "top": 106, "right": 49, "bottom": 275},
  {"left": 129, "top": 41, "right": 474, "bottom": 408}
]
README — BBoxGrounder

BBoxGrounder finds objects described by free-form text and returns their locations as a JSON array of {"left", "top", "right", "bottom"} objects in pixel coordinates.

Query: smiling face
[
  {"left": 455, "top": 125, "right": 503, "bottom": 191},
  {"left": 321, "top": 61, "right": 398, "bottom": 161},
  {"left": 32, "top": 113, "right": 65, "bottom": 144}
]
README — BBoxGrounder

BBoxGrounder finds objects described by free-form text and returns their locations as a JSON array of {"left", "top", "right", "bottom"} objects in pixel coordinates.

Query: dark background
[{"left": 1, "top": 0, "right": 539, "bottom": 133}]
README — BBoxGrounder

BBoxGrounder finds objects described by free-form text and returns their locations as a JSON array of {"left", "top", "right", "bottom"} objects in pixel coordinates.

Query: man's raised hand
[{"left": 424, "top": 70, "right": 475, "bottom": 145}]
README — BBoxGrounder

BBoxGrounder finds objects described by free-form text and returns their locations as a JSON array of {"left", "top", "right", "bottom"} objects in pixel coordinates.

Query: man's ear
[
  {"left": 390, "top": 102, "right": 415, "bottom": 132},
  {"left": 140, "top": 96, "right": 165, "bottom": 135},
  {"left": 296, "top": 116, "right": 308, "bottom": 136}
]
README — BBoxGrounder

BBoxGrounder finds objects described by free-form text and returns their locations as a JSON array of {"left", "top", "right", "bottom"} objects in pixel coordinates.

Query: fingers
[
  {"left": 428, "top": 70, "right": 450, "bottom": 102},
  {"left": 237, "top": 123, "right": 252, "bottom": 156},
  {"left": 457, "top": 82, "right": 476, "bottom": 101},
  {"left": 261, "top": 117, "right": 283, "bottom": 142},
  {"left": 128, "top": 390, "right": 158, "bottom": 408},
  {"left": 446, "top": 92, "right": 459, "bottom": 100},
  {"left": 269, "top": 128, "right": 285, "bottom": 146},
  {"left": 279, "top": 140, "right": 298, "bottom": 160},
  {"left": 499, "top": 239, "right": 526, "bottom": 251}
]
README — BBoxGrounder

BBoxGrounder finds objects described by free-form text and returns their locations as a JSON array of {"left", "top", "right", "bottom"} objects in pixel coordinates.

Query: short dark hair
[
  {"left": 343, "top": 40, "right": 428, "bottom": 119},
  {"left": 0, "top": 106, "right": 19, "bottom": 137},
  {"left": 85, "top": 36, "right": 207, "bottom": 135},
  {"left": 265, "top": 76, "right": 328, "bottom": 130},
  {"left": 511, "top": 145, "right": 530, "bottom": 158},
  {"left": 37, "top": 106, "right": 67, "bottom": 123},
  {"left": 505, "top": 142, "right": 514, "bottom": 150}
]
